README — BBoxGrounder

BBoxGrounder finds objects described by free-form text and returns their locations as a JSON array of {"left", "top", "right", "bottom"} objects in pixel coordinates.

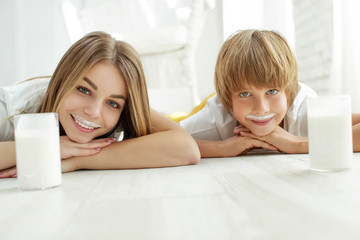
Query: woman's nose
[{"left": 83, "top": 101, "right": 101, "bottom": 118}]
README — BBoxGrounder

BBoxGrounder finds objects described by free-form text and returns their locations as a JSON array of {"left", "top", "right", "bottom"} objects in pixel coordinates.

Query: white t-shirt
[
  {"left": 0, "top": 78, "right": 124, "bottom": 141},
  {"left": 180, "top": 82, "right": 318, "bottom": 141}
]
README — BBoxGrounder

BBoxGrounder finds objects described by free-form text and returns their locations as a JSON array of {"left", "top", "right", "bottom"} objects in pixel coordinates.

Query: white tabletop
[{"left": 1, "top": 153, "right": 360, "bottom": 240}]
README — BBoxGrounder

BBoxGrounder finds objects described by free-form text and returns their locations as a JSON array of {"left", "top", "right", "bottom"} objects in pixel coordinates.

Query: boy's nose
[{"left": 253, "top": 98, "right": 270, "bottom": 114}]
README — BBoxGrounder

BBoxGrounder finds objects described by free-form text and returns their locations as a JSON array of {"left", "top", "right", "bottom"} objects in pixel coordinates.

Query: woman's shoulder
[
  {"left": 0, "top": 78, "right": 50, "bottom": 141},
  {"left": 2, "top": 77, "right": 50, "bottom": 115}
]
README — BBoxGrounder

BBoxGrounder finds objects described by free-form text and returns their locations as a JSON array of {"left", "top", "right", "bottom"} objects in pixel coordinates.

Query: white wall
[
  {"left": 195, "top": 0, "right": 223, "bottom": 100},
  {"left": 0, "top": 0, "right": 69, "bottom": 86},
  {"left": 0, "top": 0, "right": 223, "bottom": 111},
  {"left": 222, "top": 0, "right": 295, "bottom": 49},
  {"left": 0, "top": 0, "right": 17, "bottom": 86},
  {"left": 292, "top": 0, "right": 333, "bottom": 94}
]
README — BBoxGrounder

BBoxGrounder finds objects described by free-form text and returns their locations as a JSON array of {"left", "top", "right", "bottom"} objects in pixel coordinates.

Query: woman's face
[{"left": 58, "top": 62, "right": 128, "bottom": 143}]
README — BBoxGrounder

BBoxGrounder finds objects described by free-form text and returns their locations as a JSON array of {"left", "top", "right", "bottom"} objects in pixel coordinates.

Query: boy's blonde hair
[
  {"left": 215, "top": 29, "right": 298, "bottom": 116},
  {"left": 39, "top": 31, "right": 151, "bottom": 139}
]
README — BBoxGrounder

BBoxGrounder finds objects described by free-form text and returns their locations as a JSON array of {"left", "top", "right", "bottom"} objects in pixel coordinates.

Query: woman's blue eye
[
  {"left": 108, "top": 101, "right": 120, "bottom": 109},
  {"left": 239, "top": 92, "right": 250, "bottom": 98},
  {"left": 77, "top": 86, "right": 90, "bottom": 95},
  {"left": 267, "top": 89, "right": 278, "bottom": 95}
]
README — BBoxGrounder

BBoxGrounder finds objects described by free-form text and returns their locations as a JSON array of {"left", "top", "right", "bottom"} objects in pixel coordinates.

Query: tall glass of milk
[
  {"left": 14, "top": 113, "right": 62, "bottom": 190},
  {"left": 307, "top": 95, "right": 353, "bottom": 171}
]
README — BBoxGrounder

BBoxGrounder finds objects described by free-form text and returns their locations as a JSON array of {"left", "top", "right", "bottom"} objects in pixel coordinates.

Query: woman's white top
[
  {"left": 0, "top": 78, "right": 50, "bottom": 141},
  {"left": 180, "top": 82, "right": 318, "bottom": 141}
]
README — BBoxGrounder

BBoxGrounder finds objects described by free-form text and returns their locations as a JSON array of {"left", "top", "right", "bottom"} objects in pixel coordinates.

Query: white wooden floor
[{"left": 1, "top": 153, "right": 360, "bottom": 240}]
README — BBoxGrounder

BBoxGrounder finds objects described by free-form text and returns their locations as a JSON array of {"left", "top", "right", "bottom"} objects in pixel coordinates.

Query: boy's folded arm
[
  {"left": 196, "top": 135, "right": 278, "bottom": 158},
  {"left": 239, "top": 126, "right": 308, "bottom": 154}
]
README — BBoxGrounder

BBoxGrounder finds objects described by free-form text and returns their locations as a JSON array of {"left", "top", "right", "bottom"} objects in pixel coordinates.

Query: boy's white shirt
[{"left": 180, "top": 82, "right": 318, "bottom": 141}]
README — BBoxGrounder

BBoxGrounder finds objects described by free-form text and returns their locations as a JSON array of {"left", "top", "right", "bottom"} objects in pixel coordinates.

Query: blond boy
[{"left": 180, "top": 29, "right": 317, "bottom": 157}]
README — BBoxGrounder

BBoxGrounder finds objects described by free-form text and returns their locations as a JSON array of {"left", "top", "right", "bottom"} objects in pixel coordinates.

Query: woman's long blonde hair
[{"left": 39, "top": 31, "right": 152, "bottom": 139}]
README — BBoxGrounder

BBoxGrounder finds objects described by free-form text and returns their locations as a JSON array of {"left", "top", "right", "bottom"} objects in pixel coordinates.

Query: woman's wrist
[
  {"left": 61, "top": 157, "right": 81, "bottom": 173},
  {"left": 295, "top": 137, "right": 308, "bottom": 154}
]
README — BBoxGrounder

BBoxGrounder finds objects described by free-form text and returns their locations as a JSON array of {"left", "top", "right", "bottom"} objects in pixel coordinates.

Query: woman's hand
[
  {"left": 0, "top": 166, "right": 17, "bottom": 178},
  {"left": 60, "top": 136, "right": 116, "bottom": 160},
  {"left": 59, "top": 136, "right": 117, "bottom": 174},
  {"left": 235, "top": 125, "right": 308, "bottom": 154}
]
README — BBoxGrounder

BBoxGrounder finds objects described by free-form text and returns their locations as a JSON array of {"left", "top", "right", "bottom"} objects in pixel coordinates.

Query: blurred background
[{"left": 0, "top": 0, "right": 360, "bottom": 113}]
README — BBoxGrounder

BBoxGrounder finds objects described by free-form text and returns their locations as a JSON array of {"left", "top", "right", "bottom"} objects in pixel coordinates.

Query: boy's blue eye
[
  {"left": 77, "top": 86, "right": 91, "bottom": 95},
  {"left": 267, "top": 89, "right": 278, "bottom": 95},
  {"left": 108, "top": 101, "right": 120, "bottom": 109},
  {"left": 239, "top": 92, "right": 250, "bottom": 98}
]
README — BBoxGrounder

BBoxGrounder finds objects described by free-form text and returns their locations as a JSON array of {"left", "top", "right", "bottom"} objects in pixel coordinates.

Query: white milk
[
  {"left": 308, "top": 112, "right": 353, "bottom": 171},
  {"left": 15, "top": 113, "right": 62, "bottom": 190}
]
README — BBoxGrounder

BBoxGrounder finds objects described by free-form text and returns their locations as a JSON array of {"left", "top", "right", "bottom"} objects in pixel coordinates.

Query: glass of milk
[
  {"left": 307, "top": 95, "right": 353, "bottom": 171},
  {"left": 14, "top": 113, "right": 62, "bottom": 190}
]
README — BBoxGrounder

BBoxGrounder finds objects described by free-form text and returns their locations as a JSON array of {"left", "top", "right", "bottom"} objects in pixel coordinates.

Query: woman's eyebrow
[
  {"left": 83, "top": 77, "right": 127, "bottom": 100},
  {"left": 110, "top": 94, "right": 127, "bottom": 101},
  {"left": 83, "top": 77, "right": 98, "bottom": 90}
]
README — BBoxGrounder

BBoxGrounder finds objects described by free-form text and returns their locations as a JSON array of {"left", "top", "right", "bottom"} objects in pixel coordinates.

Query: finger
[
  {"left": 71, "top": 147, "right": 103, "bottom": 157},
  {"left": 0, "top": 167, "right": 17, "bottom": 178},
  {"left": 240, "top": 131, "right": 265, "bottom": 140},
  {"left": 251, "top": 139, "right": 278, "bottom": 151},
  {"left": 73, "top": 140, "right": 114, "bottom": 149},
  {"left": 90, "top": 137, "right": 117, "bottom": 144},
  {"left": 233, "top": 126, "right": 241, "bottom": 135},
  {"left": 234, "top": 126, "right": 250, "bottom": 134}
]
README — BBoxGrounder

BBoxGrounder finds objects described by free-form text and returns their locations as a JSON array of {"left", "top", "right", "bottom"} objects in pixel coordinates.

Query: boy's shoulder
[
  {"left": 292, "top": 82, "right": 318, "bottom": 107},
  {"left": 298, "top": 82, "right": 317, "bottom": 96},
  {"left": 180, "top": 93, "right": 236, "bottom": 140}
]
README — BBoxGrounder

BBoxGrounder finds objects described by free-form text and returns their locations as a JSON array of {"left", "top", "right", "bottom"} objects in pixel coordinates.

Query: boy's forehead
[{"left": 233, "top": 81, "right": 280, "bottom": 91}]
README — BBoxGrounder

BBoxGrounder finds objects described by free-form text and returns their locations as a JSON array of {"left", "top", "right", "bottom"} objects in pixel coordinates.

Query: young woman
[{"left": 0, "top": 31, "right": 200, "bottom": 178}]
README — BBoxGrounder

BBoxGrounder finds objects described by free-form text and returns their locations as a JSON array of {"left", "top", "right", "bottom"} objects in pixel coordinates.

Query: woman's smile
[{"left": 71, "top": 114, "right": 101, "bottom": 133}]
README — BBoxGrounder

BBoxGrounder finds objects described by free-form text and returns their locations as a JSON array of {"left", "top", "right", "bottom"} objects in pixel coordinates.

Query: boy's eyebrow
[
  {"left": 83, "top": 77, "right": 98, "bottom": 90},
  {"left": 83, "top": 77, "right": 127, "bottom": 101}
]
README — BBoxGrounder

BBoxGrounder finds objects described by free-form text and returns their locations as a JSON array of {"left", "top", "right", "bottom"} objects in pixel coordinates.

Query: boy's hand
[
  {"left": 237, "top": 125, "right": 308, "bottom": 154},
  {"left": 60, "top": 136, "right": 116, "bottom": 160},
  {"left": 219, "top": 135, "right": 278, "bottom": 157}
]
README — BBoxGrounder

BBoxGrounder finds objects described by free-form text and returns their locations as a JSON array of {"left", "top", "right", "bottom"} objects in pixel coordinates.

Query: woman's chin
[{"left": 67, "top": 134, "right": 92, "bottom": 144}]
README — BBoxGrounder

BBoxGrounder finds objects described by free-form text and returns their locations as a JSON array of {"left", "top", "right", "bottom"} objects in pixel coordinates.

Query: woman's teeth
[{"left": 75, "top": 119, "right": 95, "bottom": 130}]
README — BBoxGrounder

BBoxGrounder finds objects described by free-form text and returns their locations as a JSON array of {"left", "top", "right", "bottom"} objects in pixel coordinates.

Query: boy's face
[{"left": 231, "top": 83, "right": 287, "bottom": 136}]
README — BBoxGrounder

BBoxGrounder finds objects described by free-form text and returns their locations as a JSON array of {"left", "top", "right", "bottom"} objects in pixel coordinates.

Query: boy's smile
[{"left": 231, "top": 84, "right": 288, "bottom": 136}]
